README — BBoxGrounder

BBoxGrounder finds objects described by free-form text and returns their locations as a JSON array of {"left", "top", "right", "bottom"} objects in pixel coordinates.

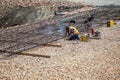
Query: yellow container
[
  {"left": 110, "top": 20, "right": 115, "bottom": 27},
  {"left": 81, "top": 34, "right": 88, "bottom": 42}
]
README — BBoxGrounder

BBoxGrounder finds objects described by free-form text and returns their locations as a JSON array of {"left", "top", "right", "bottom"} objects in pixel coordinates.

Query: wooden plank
[
  {"left": 42, "top": 44, "right": 62, "bottom": 47},
  {"left": 19, "top": 52, "right": 51, "bottom": 58},
  {"left": 0, "top": 50, "right": 51, "bottom": 58}
]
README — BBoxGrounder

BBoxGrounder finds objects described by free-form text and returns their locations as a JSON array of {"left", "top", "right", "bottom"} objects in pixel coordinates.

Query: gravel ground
[
  {"left": 69, "top": 0, "right": 120, "bottom": 6},
  {"left": 0, "top": 22, "right": 120, "bottom": 80}
]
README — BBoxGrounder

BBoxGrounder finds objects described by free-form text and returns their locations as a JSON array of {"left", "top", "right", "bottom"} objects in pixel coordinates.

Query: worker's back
[{"left": 68, "top": 26, "right": 79, "bottom": 35}]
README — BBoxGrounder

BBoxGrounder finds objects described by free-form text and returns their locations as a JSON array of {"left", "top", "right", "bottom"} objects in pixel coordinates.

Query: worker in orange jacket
[{"left": 65, "top": 26, "right": 80, "bottom": 40}]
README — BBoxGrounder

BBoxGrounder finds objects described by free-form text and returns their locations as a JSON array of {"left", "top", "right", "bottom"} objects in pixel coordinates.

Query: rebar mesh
[{"left": 0, "top": 7, "right": 120, "bottom": 59}]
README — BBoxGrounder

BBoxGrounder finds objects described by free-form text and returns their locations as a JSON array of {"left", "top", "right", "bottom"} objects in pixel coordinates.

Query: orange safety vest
[{"left": 68, "top": 26, "right": 79, "bottom": 35}]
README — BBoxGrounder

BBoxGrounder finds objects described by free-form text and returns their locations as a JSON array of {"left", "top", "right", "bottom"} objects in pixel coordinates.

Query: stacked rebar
[{"left": 0, "top": 7, "right": 120, "bottom": 59}]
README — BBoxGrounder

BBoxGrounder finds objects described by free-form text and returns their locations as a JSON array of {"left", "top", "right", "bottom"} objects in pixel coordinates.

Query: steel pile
[{"left": 0, "top": 7, "right": 120, "bottom": 59}]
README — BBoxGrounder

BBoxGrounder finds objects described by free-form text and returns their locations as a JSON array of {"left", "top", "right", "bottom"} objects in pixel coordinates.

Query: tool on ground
[
  {"left": 107, "top": 20, "right": 115, "bottom": 27},
  {"left": 81, "top": 33, "right": 89, "bottom": 42}
]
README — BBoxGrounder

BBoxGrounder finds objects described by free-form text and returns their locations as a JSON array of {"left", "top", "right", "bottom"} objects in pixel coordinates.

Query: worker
[
  {"left": 84, "top": 14, "right": 95, "bottom": 33},
  {"left": 65, "top": 26, "right": 80, "bottom": 40}
]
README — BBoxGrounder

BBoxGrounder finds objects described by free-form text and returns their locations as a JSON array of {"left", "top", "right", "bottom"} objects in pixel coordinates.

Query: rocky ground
[{"left": 0, "top": 22, "right": 120, "bottom": 80}]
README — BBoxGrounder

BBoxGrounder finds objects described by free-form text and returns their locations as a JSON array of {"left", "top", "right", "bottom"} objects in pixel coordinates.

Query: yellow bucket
[
  {"left": 110, "top": 20, "right": 115, "bottom": 27},
  {"left": 81, "top": 34, "right": 89, "bottom": 42},
  {"left": 107, "top": 20, "right": 115, "bottom": 27}
]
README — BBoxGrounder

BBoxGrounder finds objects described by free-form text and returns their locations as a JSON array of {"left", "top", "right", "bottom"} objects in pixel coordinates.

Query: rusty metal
[{"left": 0, "top": 7, "right": 120, "bottom": 59}]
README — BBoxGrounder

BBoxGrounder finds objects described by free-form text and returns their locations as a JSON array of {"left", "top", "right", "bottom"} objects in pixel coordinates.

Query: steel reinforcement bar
[{"left": 0, "top": 7, "right": 120, "bottom": 59}]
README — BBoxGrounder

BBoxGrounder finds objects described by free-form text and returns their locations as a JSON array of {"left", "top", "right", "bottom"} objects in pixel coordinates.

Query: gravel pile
[
  {"left": 0, "top": 23, "right": 120, "bottom": 80},
  {"left": 0, "top": 0, "right": 82, "bottom": 7}
]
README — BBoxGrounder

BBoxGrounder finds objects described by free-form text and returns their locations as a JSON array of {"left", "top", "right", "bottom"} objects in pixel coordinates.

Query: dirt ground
[{"left": 0, "top": 22, "right": 120, "bottom": 80}]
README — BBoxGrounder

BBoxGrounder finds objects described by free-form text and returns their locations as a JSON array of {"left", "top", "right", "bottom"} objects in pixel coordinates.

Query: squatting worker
[
  {"left": 84, "top": 14, "right": 95, "bottom": 33},
  {"left": 65, "top": 26, "right": 80, "bottom": 40}
]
